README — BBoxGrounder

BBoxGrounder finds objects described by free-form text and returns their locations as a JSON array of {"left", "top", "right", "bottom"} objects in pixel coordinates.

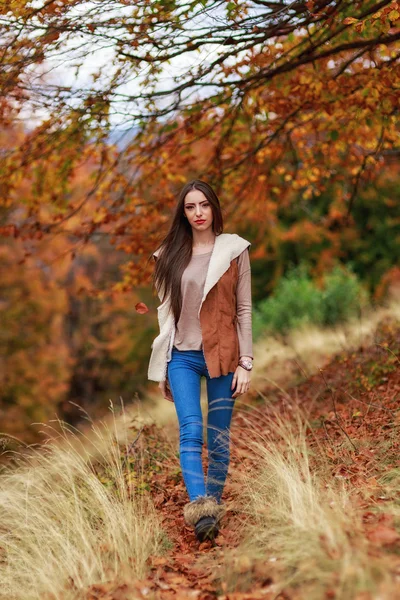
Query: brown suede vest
[
  {"left": 199, "top": 257, "right": 239, "bottom": 378},
  {"left": 148, "top": 232, "right": 250, "bottom": 383}
]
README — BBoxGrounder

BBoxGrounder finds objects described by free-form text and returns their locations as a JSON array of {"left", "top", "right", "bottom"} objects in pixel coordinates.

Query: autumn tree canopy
[
  {"left": 1, "top": 0, "right": 400, "bottom": 444},
  {"left": 1, "top": 0, "right": 399, "bottom": 289}
]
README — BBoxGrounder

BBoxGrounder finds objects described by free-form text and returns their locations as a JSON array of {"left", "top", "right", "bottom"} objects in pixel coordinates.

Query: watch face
[{"left": 241, "top": 359, "right": 252, "bottom": 370}]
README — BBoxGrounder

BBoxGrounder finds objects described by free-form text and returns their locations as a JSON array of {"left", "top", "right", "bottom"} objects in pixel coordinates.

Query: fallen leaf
[{"left": 367, "top": 525, "right": 400, "bottom": 546}]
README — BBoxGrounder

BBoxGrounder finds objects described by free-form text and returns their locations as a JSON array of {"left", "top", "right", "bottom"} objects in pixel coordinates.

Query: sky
[
  {"left": 18, "top": 0, "right": 272, "bottom": 134},
  {"left": 19, "top": 1, "right": 240, "bottom": 131}
]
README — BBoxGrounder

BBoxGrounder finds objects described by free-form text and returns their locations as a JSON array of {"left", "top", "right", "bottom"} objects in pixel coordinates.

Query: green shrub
[
  {"left": 321, "top": 265, "right": 368, "bottom": 326},
  {"left": 253, "top": 263, "right": 368, "bottom": 338}
]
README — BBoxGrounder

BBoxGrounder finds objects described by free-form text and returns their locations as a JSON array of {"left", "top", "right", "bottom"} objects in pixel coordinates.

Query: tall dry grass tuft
[
  {"left": 221, "top": 406, "right": 393, "bottom": 599},
  {"left": 0, "top": 405, "right": 166, "bottom": 600}
]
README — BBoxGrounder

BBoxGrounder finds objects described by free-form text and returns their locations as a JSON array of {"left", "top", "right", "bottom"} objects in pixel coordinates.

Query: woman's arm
[{"left": 236, "top": 248, "right": 253, "bottom": 361}]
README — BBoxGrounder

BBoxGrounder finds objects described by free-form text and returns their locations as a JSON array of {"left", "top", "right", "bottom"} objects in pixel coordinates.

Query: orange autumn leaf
[{"left": 135, "top": 302, "right": 149, "bottom": 314}]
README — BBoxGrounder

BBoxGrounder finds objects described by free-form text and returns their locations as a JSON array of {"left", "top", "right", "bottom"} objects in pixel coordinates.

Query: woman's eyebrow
[{"left": 185, "top": 201, "right": 209, "bottom": 206}]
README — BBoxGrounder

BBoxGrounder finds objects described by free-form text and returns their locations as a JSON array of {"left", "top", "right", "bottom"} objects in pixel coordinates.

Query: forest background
[{"left": 0, "top": 0, "right": 399, "bottom": 446}]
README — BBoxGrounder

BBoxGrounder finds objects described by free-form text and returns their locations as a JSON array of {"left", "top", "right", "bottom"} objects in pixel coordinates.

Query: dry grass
[
  {"left": 218, "top": 406, "right": 397, "bottom": 599},
  {"left": 0, "top": 407, "right": 167, "bottom": 600}
]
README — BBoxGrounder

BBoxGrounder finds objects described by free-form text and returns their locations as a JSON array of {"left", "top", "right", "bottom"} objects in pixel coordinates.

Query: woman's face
[{"left": 183, "top": 189, "right": 214, "bottom": 232}]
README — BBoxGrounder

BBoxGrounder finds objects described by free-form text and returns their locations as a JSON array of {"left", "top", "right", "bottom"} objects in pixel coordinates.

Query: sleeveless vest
[{"left": 147, "top": 232, "right": 251, "bottom": 382}]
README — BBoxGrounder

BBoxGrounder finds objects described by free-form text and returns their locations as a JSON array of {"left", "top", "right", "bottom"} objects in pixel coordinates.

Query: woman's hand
[
  {"left": 231, "top": 365, "right": 251, "bottom": 399},
  {"left": 159, "top": 378, "right": 174, "bottom": 402}
]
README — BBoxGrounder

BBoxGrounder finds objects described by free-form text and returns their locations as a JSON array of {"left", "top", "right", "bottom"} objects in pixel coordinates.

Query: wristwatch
[{"left": 238, "top": 358, "right": 253, "bottom": 371}]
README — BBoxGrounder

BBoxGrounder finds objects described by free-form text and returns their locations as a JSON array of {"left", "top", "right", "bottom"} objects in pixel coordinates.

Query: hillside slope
[{"left": 80, "top": 316, "right": 400, "bottom": 600}]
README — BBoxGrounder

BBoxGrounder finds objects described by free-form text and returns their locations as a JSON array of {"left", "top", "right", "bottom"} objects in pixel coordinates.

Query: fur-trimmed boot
[{"left": 183, "top": 495, "right": 225, "bottom": 542}]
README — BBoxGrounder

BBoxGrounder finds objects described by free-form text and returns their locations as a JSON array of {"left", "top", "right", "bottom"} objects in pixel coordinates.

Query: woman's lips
[{"left": 195, "top": 220, "right": 205, "bottom": 223}]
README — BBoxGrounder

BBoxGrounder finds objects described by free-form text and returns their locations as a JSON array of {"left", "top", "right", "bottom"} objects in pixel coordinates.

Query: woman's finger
[
  {"left": 165, "top": 381, "right": 174, "bottom": 402},
  {"left": 233, "top": 382, "right": 243, "bottom": 398},
  {"left": 234, "top": 378, "right": 250, "bottom": 397}
]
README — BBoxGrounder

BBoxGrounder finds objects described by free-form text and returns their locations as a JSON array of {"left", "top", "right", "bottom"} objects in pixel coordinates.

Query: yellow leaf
[
  {"left": 300, "top": 74, "right": 312, "bottom": 85},
  {"left": 343, "top": 17, "right": 358, "bottom": 24}
]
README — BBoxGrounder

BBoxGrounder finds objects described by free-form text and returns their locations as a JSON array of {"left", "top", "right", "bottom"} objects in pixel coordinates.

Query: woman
[{"left": 148, "top": 179, "right": 253, "bottom": 542}]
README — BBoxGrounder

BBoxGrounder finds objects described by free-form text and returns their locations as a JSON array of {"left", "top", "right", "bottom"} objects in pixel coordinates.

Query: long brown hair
[{"left": 151, "top": 179, "right": 223, "bottom": 325}]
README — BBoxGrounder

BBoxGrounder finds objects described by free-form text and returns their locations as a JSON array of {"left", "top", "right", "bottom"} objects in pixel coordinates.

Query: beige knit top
[{"left": 159, "top": 248, "right": 253, "bottom": 359}]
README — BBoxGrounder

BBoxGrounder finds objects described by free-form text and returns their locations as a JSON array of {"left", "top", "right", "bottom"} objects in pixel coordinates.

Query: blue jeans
[{"left": 167, "top": 346, "right": 236, "bottom": 504}]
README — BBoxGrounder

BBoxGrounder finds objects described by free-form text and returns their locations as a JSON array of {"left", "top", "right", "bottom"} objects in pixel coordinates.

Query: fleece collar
[
  {"left": 154, "top": 232, "right": 251, "bottom": 314},
  {"left": 198, "top": 232, "right": 251, "bottom": 318}
]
